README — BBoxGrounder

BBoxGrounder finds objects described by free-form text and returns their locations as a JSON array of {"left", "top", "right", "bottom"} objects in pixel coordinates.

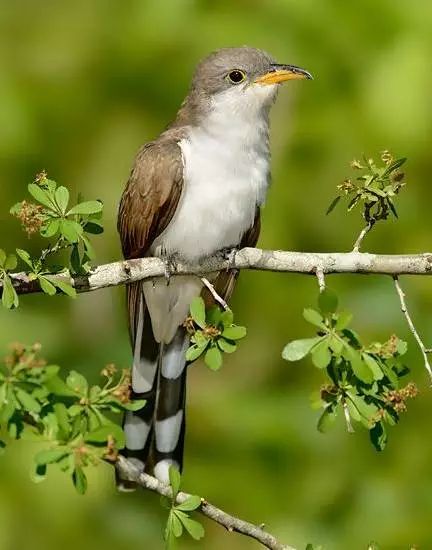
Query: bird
[{"left": 117, "top": 47, "right": 312, "bottom": 488}]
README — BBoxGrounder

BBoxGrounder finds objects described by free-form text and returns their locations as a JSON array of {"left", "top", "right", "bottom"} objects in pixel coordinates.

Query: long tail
[{"left": 117, "top": 286, "right": 189, "bottom": 489}]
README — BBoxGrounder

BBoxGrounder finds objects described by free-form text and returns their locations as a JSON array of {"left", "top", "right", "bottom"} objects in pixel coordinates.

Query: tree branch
[
  {"left": 3, "top": 247, "right": 432, "bottom": 297},
  {"left": 116, "top": 456, "right": 296, "bottom": 550},
  {"left": 393, "top": 276, "right": 432, "bottom": 381}
]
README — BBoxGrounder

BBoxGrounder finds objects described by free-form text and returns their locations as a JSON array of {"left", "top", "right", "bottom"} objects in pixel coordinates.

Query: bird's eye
[{"left": 227, "top": 70, "right": 246, "bottom": 84}]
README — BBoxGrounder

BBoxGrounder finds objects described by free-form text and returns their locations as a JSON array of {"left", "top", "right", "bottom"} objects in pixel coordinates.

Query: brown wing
[
  {"left": 202, "top": 208, "right": 261, "bottom": 307},
  {"left": 118, "top": 141, "right": 183, "bottom": 260},
  {"left": 118, "top": 140, "right": 184, "bottom": 343}
]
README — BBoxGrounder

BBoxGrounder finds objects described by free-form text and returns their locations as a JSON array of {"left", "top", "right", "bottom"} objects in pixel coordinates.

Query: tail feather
[{"left": 118, "top": 318, "right": 189, "bottom": 488}]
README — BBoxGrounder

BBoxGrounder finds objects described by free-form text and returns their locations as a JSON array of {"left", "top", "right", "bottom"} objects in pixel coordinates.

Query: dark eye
[{"left": 227, "top": 70, "right": 246, "bottom": 84}]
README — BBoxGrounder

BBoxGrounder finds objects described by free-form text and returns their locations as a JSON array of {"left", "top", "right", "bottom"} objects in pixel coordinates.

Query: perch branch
[
  {"left": 3, "top": 248, "right": 432, "bottom": 297},
  {"left": 116, "top": 456, "right": 296, "bottom": 550}
]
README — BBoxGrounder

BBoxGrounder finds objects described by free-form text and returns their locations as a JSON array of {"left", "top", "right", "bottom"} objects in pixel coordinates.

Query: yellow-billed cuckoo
[{"left": 117, "top": 47, "right": 311, "bottom": 487}]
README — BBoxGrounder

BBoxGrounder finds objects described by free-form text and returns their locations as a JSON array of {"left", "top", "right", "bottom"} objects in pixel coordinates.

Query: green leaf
[
  {"left": 52, "top": 279, "right": 77, "bottom": 298},
  {"left": 326, "top": 195, "right": 341, "bottom": 215},
  {"left": 42, "top": 179, "right": 58, "bottom": 193},
  {"left": 396, "top": 339, "right": 408, "bottom": 356},
  {"left": 192, "top": 331, "right": 209, "bottom": 347},
  {"left": 176, "top": 513, "right": 205, "bottom": 540},
  {"left": 282, "top": 336, "right": 322, "bottom": 362},
  {"left": 176, "top": 495, "right": 202, "bottom": 512},
  {"left": 41, "top": 219, "right": 60, "bottom": 238},
  {"left": 205, "top": 306, "right": 221, "bottom": 327},
  {"left": 118, "top": 399, "right": 146, "bottom": 412},
  {"left": 68, "top": 200, "right": 103, "bottom": 216},
  {"left": 346, "top": 349, "right": 374, "bottom": 384},
  {"left": 2, "top": 275, "right": 19, "bottom": 309},
  {"left": 221, "top": 325, "right": 247, "bottom": 340},
  {"left": 318, "top": 288, "right": 338, "bottom": 314},
  {"left": 362, "top": 353, "right": 384, "bottom": 381},
  {"left": 53, "top": 403, "right": 71, "bottom": 439},
  {"left": 170, "top": 511, "right": 184, "bottom": 538},
  {"left": 5, "top": 254, "right": 17, "bottom": 271},
  {"left": 15, "top": 388, "right": 41, "bottom": 413},
  {"left": 15, "top": 249, "right": 34, "bottom": 269},
  {"left": 28, "top": 183, "right": 55, "bottom": 209},
  {"left": 0, "top": 386, "right": 17, "bottom": 424},
  {"left": 35, "top": 448, "right": 70, "bottom": 465},
  {"left": 335, "top": 311, "right": 353, "bottom": 331},
  {"left": 38, "top": 276, "right": 57, "bottom": 296},
  {"left": 66, "top": 370, "right": 88, "bottom": 395},
  {"left": 86, "top": 423, "right": 125, "bottom": 448},
  {"left": 347, "top": 391, "right": 378, "bottom": 426},
  {"left": 45, "top": 375, "right": 77, "bottom": 396},
  {"left": 303, "top": 308, "right": 325, "bottom": 329},
  {"left": 0, "top": 440, "right": 6, "bottom": 455},
  {"left": 317, "top": 407, "right": 337, "bottom": 433},
  {"left": 311, "top": 339, "right": 332, "bottom": 369},
  {"left": 169, "top": 465, "right": 181, "bottom": 499},
  {"left": 346, "top": 398, "right": 361, "bottom": 422},
  {"left": 0, "top": 249, "right": 6, "bottom": 266},
  {"left": 204, "top": 347, "right": 223, "bottom": 370},
  {"left": 185, "top": 343, "right": 207, "bottom": 362},
  {"left": 328, "top": 335, "right": 344, "bottom": 355},
  {"left": 60, "top": 219, "right": 83, "bottom": 243},
  {"left": 190, "top": 297, "right": 206, "bottom": 328},
  {"left": 165, "top": 518, "right": 177, "bottom": 549},
  {"left": 217, "top": 338, "right": 237, "bottom": 353},
  {"left": 72, "top": 466, "right": 88, "bottom": 495},
  {"left": 220, "top": 309, "right": 234, "bottom": 327},
  {"left": 55, "top": 186, "right": 70, "bottom": 214}
]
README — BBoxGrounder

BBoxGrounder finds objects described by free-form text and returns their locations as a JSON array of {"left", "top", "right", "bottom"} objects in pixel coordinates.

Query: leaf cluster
[
  {"left": 327, "top": 151, "right": 407, "bottom": 223},
  {"left": 2, "top": 172, "right": 104, "bottom": 309},
  {"left": 282, "top": 289, "right": 417, "bottom": 450},
  {"left": 162, "top": 466, "right": 204, "bottom": 548},
  {"left": 185, "top": 297, "right": 247, "bottom": 371},
  {"left": 0, "top": 343, "right": 144, "bottom": 493}
]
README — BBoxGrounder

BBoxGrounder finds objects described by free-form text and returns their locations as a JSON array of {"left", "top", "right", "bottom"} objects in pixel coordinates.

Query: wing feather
[{"left": 118, "top": 140, "right": 184, "bottom": 343}]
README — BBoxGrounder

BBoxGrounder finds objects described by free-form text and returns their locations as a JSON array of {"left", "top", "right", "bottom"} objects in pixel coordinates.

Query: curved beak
[{"left": 255, "top": 64, "right": 313, "bottom": 85}]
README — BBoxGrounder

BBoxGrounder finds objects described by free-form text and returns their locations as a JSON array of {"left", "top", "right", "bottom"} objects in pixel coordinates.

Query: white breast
[{"left": 152, "top": 89, "right": 272, "bottom": 261}]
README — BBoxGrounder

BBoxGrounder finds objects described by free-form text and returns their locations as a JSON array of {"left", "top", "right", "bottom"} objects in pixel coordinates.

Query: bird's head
[{"left": 189, "top": 47, "right": 312, "bottom": 120}]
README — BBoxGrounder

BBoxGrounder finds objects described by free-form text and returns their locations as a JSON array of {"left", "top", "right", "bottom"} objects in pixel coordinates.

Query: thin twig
[
  {"left": 116, "top": 456, "right": 295, "bottom": 550},
  {"left": 352, "top": 221, "right": 374, "bottom": 252},
  {"left": 39, "top": 239, "right": 70, "bottom": 264},
  {"left": 315, "top": 266, "right": 326, "bottom": 292},
  {"left": 200, "top": 277, "right": 230, "bottom": 310},
  {"left": 4, "top": 248, "right": 432, "bottom": 298},
  {"left": 393, "top": 276, "right": 432, "bottom": 382}
]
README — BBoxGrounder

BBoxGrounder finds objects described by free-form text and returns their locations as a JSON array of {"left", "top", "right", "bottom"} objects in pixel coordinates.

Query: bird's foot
[
  {"left": 162, "top": 255, "right": 178, "bottom": 285},
  {"left": 219, "top": 247, "right": 238, "bottom": 271}
]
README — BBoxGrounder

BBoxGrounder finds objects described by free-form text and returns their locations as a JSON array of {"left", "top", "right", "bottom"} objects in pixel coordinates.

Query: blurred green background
[{"left": 1, "top": 1, "right": 432, "bottom": 549}]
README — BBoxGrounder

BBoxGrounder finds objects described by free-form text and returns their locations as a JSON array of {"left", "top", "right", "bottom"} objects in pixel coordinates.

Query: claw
[
  {"left": 162, "top": 255, "right": 177, "bottom": 285},
  {"left": 220, "top": 247, "right": 237, "bottom": 271}
]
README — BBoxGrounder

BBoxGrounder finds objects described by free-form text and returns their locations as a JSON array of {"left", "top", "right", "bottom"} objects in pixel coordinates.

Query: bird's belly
[{"left": 152, "top": 136, "right": 269, "bottom": 261}]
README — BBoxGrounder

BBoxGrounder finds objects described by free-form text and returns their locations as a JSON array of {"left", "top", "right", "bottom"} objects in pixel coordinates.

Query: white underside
[{"left": 146, "top": 83, "right": 276, "bottom": 343}]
